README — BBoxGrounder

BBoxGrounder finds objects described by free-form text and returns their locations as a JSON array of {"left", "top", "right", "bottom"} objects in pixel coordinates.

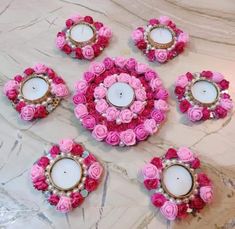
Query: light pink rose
[
  {"left": 51, "top": 83, "right": 69, "bottom": 97},
  {"left": 150, "top": 78, "right": 162, "bottom": 90},
  {"left": 89, "top": 62, "right": 105, "bottom": 75},
  {"left": 74, "top": 104, "right": 88, "bottom": 118},
  {"left": 119, "top": 109, "right": 133, "bottom": 123},
  {"left": 106, "top": 107, "right": 120, "bottom": 121},
  {"left": 69, "top": 14, "right": 83, "bottom": 23},
  {"left": 212, "top": 72, "right": 224, "bottom": 83},
  {"left": 144, "top": 119, "right": 157, "bottom": 134},
  {"left": 20, "top": 105, "right": 35, "bottom": 121},
  {"left": 74, "top": 80, "right": 88, "bottom": 94},
  {"left": 187, "top": 107, "right": 203, "bottom": 122},
  {"left": 129, "top": 76, "right": 141, "bottom": 89},
  {"left": 131, "top": 29, "right": 144, "bottom": 43},
  {"left": 105, "top": 131, "right": 120, "bottom": 145},
  {"left": 56, "top": 196, "right": 72, "bottom": 213},
  {"left": 135, "top": 88, "right": 147, "bottom": 101},
  {"left": 155, "top": 50, "right": 168, "bottom": 63},
  {"left": 98, "top": 26, "right": 112, "bottom": 38},
  {"left": 154, "top": 99, "right": 169, "bottom": 112},
  {"left": 103, "top": 75, "right": 116, "bottom": 88},
  {"left": 33, "top": 63, "right": 47, "bottom": 74},
  {"left": 177, "top": 32, "right": 189, "bottom": 43},
  {"left": 92, "top": 124, "right": 108, "bottom": 141},
  {"left": 200, "top": 186, "right": 213, "bottom": 203},
  {"left": 94, "top": 86, "right": 107, "bottom": 99},
  {"left": 160, "top": 201, "right": 178, "bottom": 221},
  {"left": 175, "top": 75, "right": 189, "bottom": 88},
  {"left": 88, "top": 162, "right": 103, "bottom": 180},
  {"left": 56, "top": 36, "right": 66, "bottom": 49},
  {"left": 3, "top": 80, "right": 19, "bottom": 95},
  {"left": 59, "top": 138, "right": 74, "bottom": 153},
  {"left": 31, "top": 164, "right": 44, "bottom": 182},
  {"left": 219, "top": 98, "right": 233, "bottom": 111},
  {"left": 130, "top": 101, "right": 145, "bottom": 113},
  {"left": 114, "top": 57, "right": 127, "bottom": 68},
  {"left": 95, "top": 99, "right": 109, "bottom": 113},
  {"left": 120, "top": 129, "right": 136, "bottom": 146},
  {"left": 117, "top": 73, "right": 131, "bottom": 83},
  {"left": 135, "top": 63, "right": 149, "bottom": 74},
  {"left": 155, "top": 87, "right": 169, "bottom": 100},
  {"left": 177, "top": 147, "right": 195, "bottom": 162},
  {"left": 159, "top": 15, "right": 171, "bottom": 25},
  {"left": 82, "top": 45, "right": 94, "bottom": 60},
  {"left": 142, "top": 163, "right": 159, "bottom": 179}
]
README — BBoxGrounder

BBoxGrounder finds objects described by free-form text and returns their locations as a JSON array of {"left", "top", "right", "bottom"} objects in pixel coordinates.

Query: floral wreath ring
[
  {"left": 174, "top": 71, "right": 233, "bottom": 122},
  {"left": 73, "top": 57, "right": 169, "bottom": 146},
  {"left": 56, "top": 13, "right": 112, "bottom": 60},
  {"left": 3, "top": 64, "right": 69, "bottom": 121},
  {"left": 30, "top": 139, "right": 103, "bottom": 213},
  {"left": 141, "top": 147, "right": 213, "bottom": 220},
  {"left": 131, "top": 16, "right": 189, "bottom": 63}
]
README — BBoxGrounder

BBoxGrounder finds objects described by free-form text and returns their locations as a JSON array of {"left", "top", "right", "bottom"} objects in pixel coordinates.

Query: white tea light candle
[
  {"left": 150, "top": 27, "right": 173, "bottom": 45},
  {"left": 70, "top": 23, "right": 94, "bottom": 43}
]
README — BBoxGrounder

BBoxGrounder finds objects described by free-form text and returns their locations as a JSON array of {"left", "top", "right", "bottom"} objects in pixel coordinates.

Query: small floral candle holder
[
  {"left": 56, "top": 13, "right": 112, "bottom": 60},
  {"left": 131, "top": 16, "right": 189, "bottom": 64},
  {"left": 73, "top": 57, "right": 169, "bottom": 146},
  {"left": 3, "top": 64, "right": 69, "bottom": 121},
  {"left": 140, "top": 147, "right": 213, "bottom": 221},
  {"left": 30, "top": 139, "right": 103, "bottom": 213},
  {"left": 174, "top": 71, "right": 233, "bottom": 122}
]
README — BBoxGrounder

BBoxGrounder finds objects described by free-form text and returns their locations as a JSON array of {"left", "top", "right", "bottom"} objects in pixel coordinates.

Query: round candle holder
[
  {"left": 174, "top": 71, "right": 233, "bottom": 122},
  {"left": 131, "top": 16, "right": 189, "bottom": 64},
  {"left": 30, "top": 139, "right": 103, "bottom": 213},
  {"left": 140, "top": 147, "right": 213, "bottom": 221},
  {"left": 3, "top": 64, "right": 69, "bottom": 121},
  {"left": 73, "top": 57, "right": 169, "bottom": 146},
  {"left": 56, "top": 13, "right": 112, "bottom": 60}
]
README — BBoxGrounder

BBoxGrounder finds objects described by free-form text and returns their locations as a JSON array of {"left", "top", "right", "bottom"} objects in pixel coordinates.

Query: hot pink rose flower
[
  {"left": 95, "top": 99, "right": 109, "bottom": 113},
  {"left": 151, "top": 109, "right": 165, "bottom": 123},
  {"left": 82, "top": 45, "right": 94, "bottom": 60},
  {"left": 56, "top": 196, "right": 72, "bottom": 213},
  {"left": 135, "top": 88, "right": 147, "bottom": 101},
  {"left": 115, "top": 56, "right": 127, "bottom": 68},
  {"left": 144, "top": 119, "right": 157, "bottom": 134},
  {"left": 126, "top": 58, "right": 137, "bottom": 70},
  {"left": 30, "top": 164, "right": 44, "bottom": 182},
  {"left": 33, "top": 63, "right": 47, "bottom": 74},
  {"left": 150, "top": 78, "right": 162, "bottom": 90},
  {"left": 105, "top": 131, "right": 120, "bottom": 145},
  {"left": 74, "top": 104, "right": 88, "bottom": 119},
  {"left": 89, "top": 62, "right": 105, "bottom": 75},
  {"left": 145, "top": 70, "right": 157, "bottom": 81},
  {"left": 175, "top": 75, "right": 189, "bottom": 88},
  {"left": 117, "top": 73, "right": 131, "bottom": 83},
  {"left": 103, "top": 75, "right": 116, "bottom": 88},
  {"left": 49, "top": 145, "right": 60, "bottom": 158},
  {"left": 120, "top": 129, "right": 136, "bottom": 146},
  {"left": 160, "top": 201, "right": 178, "bottom": 221},
  {"left": 83, "top": 71, "right": 95, "bottom": 82},
  {"left": 177, "top": 147, "right": 195, "bottom": 162},
  {"left": 142, "top": 163, "right": 159, "bottom": 179},
  {"left": 155, "top": 50, "right": 168, "bottom": 63},
  {"left": 106, "top": 107, "right": 120, "bottom": 121},
  {"left": 129, "top": 77, "right": 141, "bottom": 89},
  {"left": 92, "top": 124, "right": 108, "bottom": 141},
  {"left": 151, "top": 193, "right": 166, "bottom": 208},
  {"left": 154, "top": 99, "right": 169, "bottom": 112},
  {"left": 74, "top": 80, "right": 88, "bottom": 94},
  {"left": 94, "top": 86, "right": 107, "bottom": 99},
  {"left": 59, "top": 138, "right": 74, "bottom": 153},
  {"left": 131, "top": 29, "right": 144, "bottom": 43},
  {"left": 3, "top": 80, "right": 19, "bottom": 95},
  {"left": 82, "top": 115, "right": 96, "bottom": 130},
  {"left": 56, "top": 36, "right": 66, "bottom": 49},
  {"left": 212, "top": 72, "right": 224, "bottom": 83},
  {"left": 20, "top": 105, "right": 35, "bottom": 121},
  {"left": 130, "top": 101, "right": 145, "bottom": 113},
  {"left": 98, "top": 26, "right": 112, "bottom": 38},
  {"left": 135, "top": 63, "right": 148, "bottom": 74},
  {"left": 88, "top": 162, "right": 103, "bottom": 180},
  {"left": 187, "top": 107, "right": 203, "bottom": 122},
  {"left": 69, "top": 13, "right": 83, "bottom": 23},
  {"left": 219, "top": 98, "right": 233, "bottom": 111},
  {"left": 155, "top": 87, "right": 169, "bottom": 100},
  {"left": 177, "top": 32, "right": 189, "bottom": 43},
  {"left": 200, "top": 186, "right": 213, "bottom": 203},
  {"left": 73, "top": 93, "right": 86, "bottom": 104},
  {"left": 159, "top": 15, "right": 171, "bottom": 25},
  {"left": 51, "top": 83, "right": 69, "bottom": 97},
  {"left": 135, "top": 124, "right": 149, "bottom": 140},
  {"left": 119, "top": 109, "right": 133, "bottom": 123}
]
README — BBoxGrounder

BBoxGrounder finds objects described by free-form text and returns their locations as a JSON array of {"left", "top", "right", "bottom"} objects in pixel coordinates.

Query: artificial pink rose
[
  {"left": 135, "top": 88, "right": 147, "bottom": 101},
  {"left": 219, "top": 98, "right": 233, "bottom": 111},
  {"left": 83, "top": 71, "right": 95, "bottom": 82},
  {"left": 150, "top": 78, "right": 162, "bottom": 90},
  {"left": 114, "top": 56, "right": 127, "bottom": 68},
  {"left": 126, "top": 58, "right": 137, "bottom": 70},
  {"left": 59, "top": 138, "right": 74, "bottom": 153},
  {"left": 82, "top": 45, "right": 94, "bottom": 60},
  {"left": 135, "top": 63, "right": 148, "bottom": 74},
  {"left": 49, "top": 145, "right": 60, "bottom": 158},
  {"left": 33, "top": 176, "right": 48, "bottom": 191},
  {"left": 155, "top": 50, "right": 168, "bottom": 63},
  {"left": 105, "top": 131, "right": 120, "bottom": 145},
  {"left": 48, "top": 194, "right": 60, "bottom": 206},
  {"left": 160, "top": 201, "right": 178, "bottom": 221},
  {"left": 106, "top": 107, "right": 120, "bottom": 121},
  {"left": 69, "top": 13, "right": 83, "bottom": 23},
  {"left": 154, "top": 99, "right": 169, "bottom": 112},
  {"left": 20, "top": 105, "right": 35, "bottom": 121},
  {"left": 155, "top": 87, "right": 169, "bottom": 100},
  {"left": 145, "top": 70, "right": 158, "bottom": 81},
  {"left": 98, "top": 26, "right": 112, "bottom": 38},
  {"left": 175, "top": 74, "right": 189, "bottom": 88},
  {"left": 56, "top": 35, "right": 66, "bottom": 49},
  {"left": 95, "top": 99, "right": 109, "bottom": 113},
  {"left": 151, "top": 193, "right": 166, "bottom": 208},
  {"left": 135, "top": 124, "right": 149, "bottom": 140},
  {"left": 159, "top": 15, "right": 171, "bottom": 25},
  {"left": 142, "top": 163, "right": 159, "bottom": 179},
  {"left": 89, "top": 62, "right": 105, "bottom": 75},
  {"left": 151, "top": 109, "right": 165, "bottom": 124},
  {"left": 117, "top": 73, "right": 131, "bottom": 83},
  {"left": 74, "top": 104, "right": 88, "bottom": 119},
  {"left": 82, "top": 115, "right": 96, "bottom": 130},
  {"left": 103, "top": 75, "right": 116, "bottom": 88},
  {"left": 149, "top": 18, "right": 159, "bottom": 25},
  {"left": 131, "top": 29, "right": 144, "bottom": 43},
  {"left": 92, "top": 124, "right": 108, "bottom": 141},
  {"left": 88, "top": 162, "right": 103, "bottom": 180},
  {"left": 120, "top": 129, "right": 136, "bottom": 146},
  {"left": 30, "top": 164, "right": 44, "bottom": 182},
  {"left": 94, "top": 86, "right": 107, "bottom": 99},
  {"left": 177, "top": 32, "right": 189, "bottom": 43},
  {"left": 33, "top": 63, "right": 47, "bottom": 74},
  {"left": 73, "top": 93, "right": 86, "bottom": 105},
  {"left": 129, "top": 77, "right": 142, "bottom": 89},
  {"left": 177, "top": 147, "right": 195, "bottom": 162},
  {"left": 56, "top": 196, "right": 72, "bottom": 213},
  {"left": 212, "top": 72, "right": 224, "bottom": 83},
  {"left": 74, "top": 80, "right": 88, "bottom": 94},
  {"left": 200, "top": 186, "right": 213, "bottom": 203},
  {"left": 103, "top": 57, "right": 114, "bottom": 69},
  {"left": 187, "top": 107, "right": 203, "bottom": 122},
  {"left": 37, "top": 156, "right": 50, "bottom": 168},
  {"left": 130, "top": 101, "right": 145, "bottom": 113},
  {"left": 144, "top": 119, "right": 157, "bottom": 134},
  {"left": 3, "top": 80, "right": 19, "bottom": 95},
  {"left": 119, "top": 109, "right": 133, "bottom": 123},
  {"left": 51, "top": 83, "right": 69, "bottom": 97}
]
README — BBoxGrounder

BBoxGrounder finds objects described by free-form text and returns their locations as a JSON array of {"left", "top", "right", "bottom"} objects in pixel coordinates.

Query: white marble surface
[{"left": 0, "top": 0, "right": 235, "bottom": 228}]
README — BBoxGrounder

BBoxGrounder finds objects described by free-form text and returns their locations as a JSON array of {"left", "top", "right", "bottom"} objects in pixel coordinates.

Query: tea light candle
[
  {"left": 191, "top": 80, "right": 218, "bottom": 104},
  {"left": 107, "top": 82, "right": 135, "bottom": 107},
  {"left": 149, "top": 27, "right": 173, "bottom": 44},
  {"left": 50, "top": 158, "right": 82, "bottom": 191},
  {"left": 163, "top": 165, "right": 193, "bottom": 197},
  {"left": 70, "top": 23, "right": 94, "bottom": 43},
  {"left": 21, "top": 77, "right": 49, "bottom": 101}
]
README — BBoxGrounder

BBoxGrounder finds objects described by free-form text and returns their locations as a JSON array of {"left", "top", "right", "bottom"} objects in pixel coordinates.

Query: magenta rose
[
  {"left": 94, "top": 86, "right": 107, "bottom": 99},
  {"left": 89, "top": 62, "right": 105, "bottom": 75},
  {"left": 187, "top": 107, "right": 203, "bottom": 122},
  {"left": 155, "top": 50, "right": 168, "bottom": 63},
  {"left": 83, "top": 71, "right": 95, "bottom": 82},
  {"left": 177, "top": 147, "right": 195, "bottom": 162},
  {"left": 82, "top": 45, "right": 94, "bottom": 60},
  {"left": 120, "top": 129, "right": 136, "bottom": 146},
  {"left": 20, "top": 105, "right": 35, "bottom": 121},
  {"left": 74, "top": 104, "right": 88, "bottom": 119},
  {"left": 151, "top": 193, "right": 166, "bottom": 208},
  {"left": 142, "top": 163, "right": 159, "bottom": 179},
  {"left": 88, "top": 162, "right": 103, "bottom": 180},
  {"left": 160, "top": 201, "right": 178, "bottom": 221},
  {"left": 131, "top": 29, "right": 144, "bottom": 43},
  {"left": 95, "top": 99, "right": 109, "bottom": 113},
  {"left": 92, "top": 124, "right": 108, "bottom": 141},
  {"left": 126, "top": 58, "right": 137, "bottom": 70},
  {"left": 144, "top": 70, "right": 157, "bottom": 81},
  {"left": 82, "top": 115, "right": 96, "bottom": 130},
  {"left": 33, "top": 176, "right": 48, "bottom": 191},
  {"left": 134, "top": 124, "right": 149, "bottom": 140},
  {"left": 56, "top": 196, "right": 72, "bottom": 213},
  {"left": 119, "top": 109, "right": 133, "bottom": 123},
  {"left": 130, "top": 101, "right": 145, "bottom": 114},
  {"left": 151, "top": 109, "right": 165, "bottom": 124},
  {"left": 74, "top": 80, "right": 88, "bottom": 94},
  {"left": 155, "top": 87, "right": 169, "bottom": 100},
  {"left": 144, "top": 119, "right": 157, "bottom": 134},
  {"left": 200, "top": 186, "right": 213, "bottom": 203},
  {"left": 103, "top": 57, "right": 114, "bottom": 69},
  {"left": 49, "top": 145, "right": 60, "bottom": 158},
  {"left": 106, "top": 107, "right": 120, "bottom": 121},
  {"left": 135, "top": 88, "right": 147, "bottom": 101},
  {"left": 59, "top": 138, "right": 74, "bottom": 153},
  {"left": 73, "top": 93, "right": 86, "bottom": 105},
  {"left": 105, "top": 131, "right": 120, "bottom": 145},
  {"left": 154, "top": 99, "right": 169, "bottom": 112}
]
